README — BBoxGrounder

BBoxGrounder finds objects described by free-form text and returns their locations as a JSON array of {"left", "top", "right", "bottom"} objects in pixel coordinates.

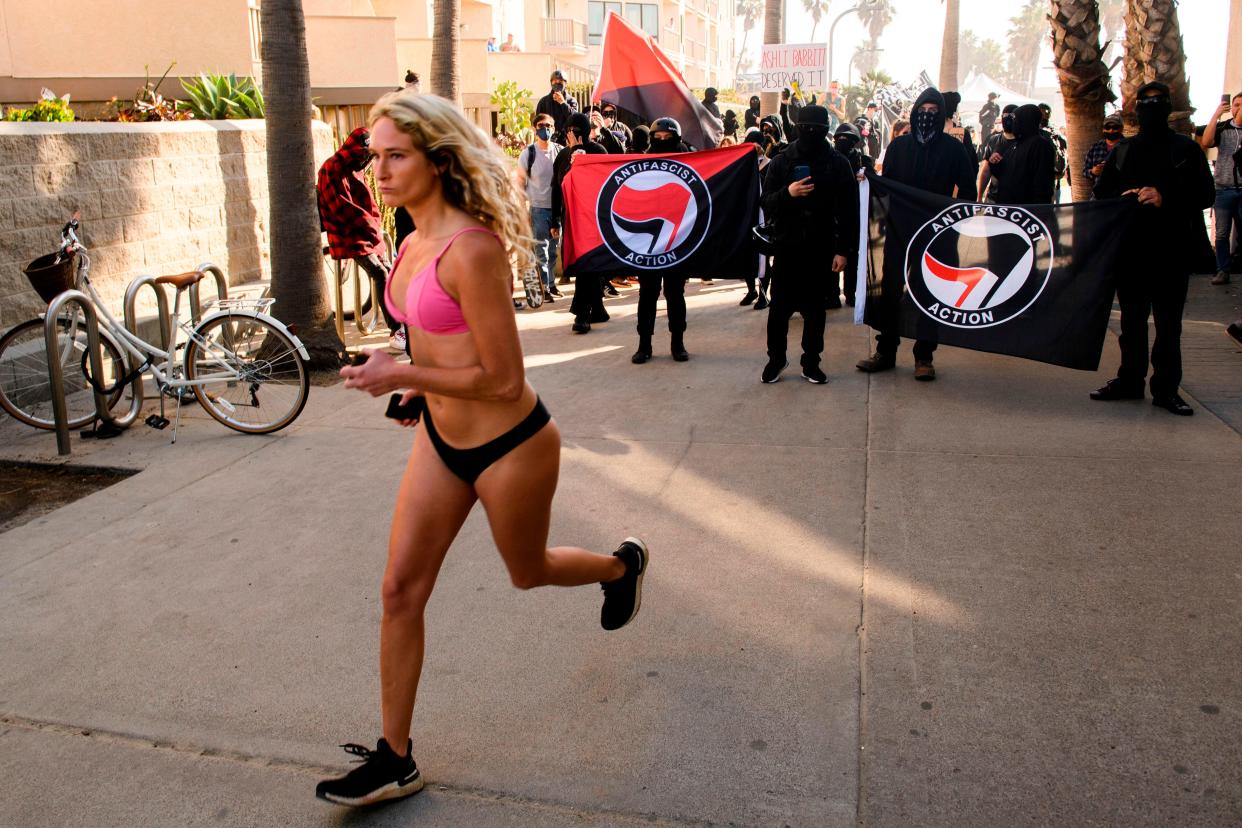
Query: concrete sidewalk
[{"left": 1, "top": 277, "right": 1239, "bottom": 826}]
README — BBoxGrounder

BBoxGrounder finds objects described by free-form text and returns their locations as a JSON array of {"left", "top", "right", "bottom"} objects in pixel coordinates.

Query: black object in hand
[
  {"left": 385, "top": 393, "right": 426, "bottom": 422},
  {"left": 351, "top": 352, "right": 370, "bottom": 366},
  {"left": 793, "top": 165, "right": 811, "bottom": 181}
]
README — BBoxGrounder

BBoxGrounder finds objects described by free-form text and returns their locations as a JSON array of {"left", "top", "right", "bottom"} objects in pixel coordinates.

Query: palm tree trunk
[
  {"left": 939, "top": 0, "right": 960, "bottom": 90},
  {"left": 431, "top": 0, "right": 460, "bottom": 103},
  {"left": 735, "top": 27, "right": 751, "bottom": 77},
  {"left": 1051, "top": 0, "right": 1116, "bottom": 202},
  {"left": 1122, "top": 0, "right": 1193, "bottom": 134},
  {"left": 261, "top": 0, "right": 344, "bottom": 366},
  {"left": 761, "top": 0, "right": 782, "bottom": 117}
]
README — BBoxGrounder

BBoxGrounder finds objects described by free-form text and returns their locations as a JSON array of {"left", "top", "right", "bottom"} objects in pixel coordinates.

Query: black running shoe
[
  {"left": 601, "top": 537, "right": 648, "bottom": 631},
  {"left": 802, "top": 365, "right": 828, "bottom": 384},
  {"left": 761, "top": 358, "right": 787, "bottom": 384},
  {"left": 316, "top": 739, "right": 424, "bottom": 807}
]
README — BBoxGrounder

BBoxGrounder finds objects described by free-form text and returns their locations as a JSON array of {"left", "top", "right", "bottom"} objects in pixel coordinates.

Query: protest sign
[{"left": 759, "top": 43, "right": 827, "bottom": 93}]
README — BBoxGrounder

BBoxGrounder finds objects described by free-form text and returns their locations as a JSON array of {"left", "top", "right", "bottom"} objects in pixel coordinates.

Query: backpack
[{"left": 522, "top": 144, "right": 538, "bottom": 177}]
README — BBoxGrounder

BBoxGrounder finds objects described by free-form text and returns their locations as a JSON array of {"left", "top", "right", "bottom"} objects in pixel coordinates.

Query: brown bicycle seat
[{"left": 155, "top": 270, "right": 206, "bottom": 289}]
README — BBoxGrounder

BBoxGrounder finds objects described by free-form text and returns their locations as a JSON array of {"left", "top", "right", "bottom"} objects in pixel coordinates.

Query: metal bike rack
[
  {"left": 189, "top": 262, "right": 229, "bottom": 324},
  {"left": 329, "top": 231, "right": 392, "bottom": 342},
  {"left": 44, "top": 291, "right": 121, "bottom": 456},
  {"left": 123, "top": 275, "right": 172, "bottom": 351}
]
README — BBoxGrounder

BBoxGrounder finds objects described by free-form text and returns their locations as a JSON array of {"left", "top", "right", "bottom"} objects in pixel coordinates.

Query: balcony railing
[{"left": 543, "top": 18, "right": 588, "bottom": 52}]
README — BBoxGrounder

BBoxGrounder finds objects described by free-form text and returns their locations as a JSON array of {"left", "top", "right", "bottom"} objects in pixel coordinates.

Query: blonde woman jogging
[{"left": 318, "top": 92, "right": 649, "bottom": 807}]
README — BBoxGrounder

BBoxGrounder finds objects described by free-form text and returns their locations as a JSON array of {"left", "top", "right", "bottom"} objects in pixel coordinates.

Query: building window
[
  {"left": 589, "top": 1, "right": 657, "bottom": 44},
  {"left": 588, "top": 1, "right": 622, "bottom": 45}
]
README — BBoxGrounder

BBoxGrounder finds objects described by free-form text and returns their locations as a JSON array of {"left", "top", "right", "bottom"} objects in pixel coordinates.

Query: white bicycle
[{"left": 0, "top": 218, "right": 310, "bottom": 436}]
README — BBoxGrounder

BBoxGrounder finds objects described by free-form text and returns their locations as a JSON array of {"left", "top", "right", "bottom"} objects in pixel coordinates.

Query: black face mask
[
  {"left": 1102, "top": 129, "right": 1122, "bottom": 141},
  {"left": 834, "top": 138, "right": 862, "bottom": 168},
  {"left": 1136, "top": 97, "right": 1172, "bottom": 133},
  {"left": 1001, "top": 113, "right": 1016, "bottom": 133},
  {"left": 798, "top": 126, "right": 828, "bottom": 153},
  {"left": 913, "top": 110, "right": 939, "bottom": 144},
  {"left": 650, "top": 135, "right": 680, "bottom": 152}
]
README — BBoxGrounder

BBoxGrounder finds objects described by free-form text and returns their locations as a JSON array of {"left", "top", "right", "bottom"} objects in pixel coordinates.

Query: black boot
[
  {"left": 631, "top": 335, "right": 653, "bottom": 364},
  {"left": 739, "top": 289, "right": 758, "bottom": 306},
  {"left": 670, "top": 333, "right": 689, "bottom": 362}
]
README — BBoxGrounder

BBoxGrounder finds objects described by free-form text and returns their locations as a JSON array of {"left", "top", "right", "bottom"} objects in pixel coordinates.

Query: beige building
[{"left": 0, "top": 0, "right": 735, "bottom": 123}]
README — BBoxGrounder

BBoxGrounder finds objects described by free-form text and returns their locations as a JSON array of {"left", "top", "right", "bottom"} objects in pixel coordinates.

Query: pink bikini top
[{"left": 385, "top": 227, "right": 499, "bottom": 335}]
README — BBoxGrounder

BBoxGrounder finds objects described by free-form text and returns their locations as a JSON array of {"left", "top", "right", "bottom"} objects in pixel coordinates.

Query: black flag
[{"left": 863, "top": 175, "right": 1135, "bottom": 370}]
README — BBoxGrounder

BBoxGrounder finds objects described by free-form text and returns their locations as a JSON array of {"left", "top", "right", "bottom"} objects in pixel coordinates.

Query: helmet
[{"left": 651, "top": 117, "right": 681, "bottom": 137}]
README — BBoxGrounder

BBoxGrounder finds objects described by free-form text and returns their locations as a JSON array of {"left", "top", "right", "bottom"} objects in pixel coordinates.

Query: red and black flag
[
  {"left": 591, "top": 12, "right": 722, "bottom": 150},
  {"left": 561, "top": 145, "right": 760, "bottom": 281},
  {"left": 862, "top": 174, "right": 1135, "bottom": 370}
]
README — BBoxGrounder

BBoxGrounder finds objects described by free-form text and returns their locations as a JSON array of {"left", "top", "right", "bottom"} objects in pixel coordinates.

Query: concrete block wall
[{"left": 0, "top": 120, "right": 334, "bottom": 331}]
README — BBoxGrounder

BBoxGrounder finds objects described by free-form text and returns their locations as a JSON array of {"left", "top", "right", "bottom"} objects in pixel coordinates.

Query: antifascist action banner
[
  {"left": 862, "top": 175, "right": 1135, "bottom": 370},
  {"left": 562, "top": 144, "right": 760, "bottom": 281}
]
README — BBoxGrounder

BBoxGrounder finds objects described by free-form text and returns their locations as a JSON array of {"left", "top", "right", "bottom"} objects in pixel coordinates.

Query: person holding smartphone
[
  {"left": 1199, "top": 91, "right": 1242, "bottom": 285},
  {"left": 535, "top": 69, "right": 579, "bottom": 138},
  {"left": 758, "top": 105, "right": 857, "bottom": 384},
  {"left": 321, "top": 92, "right": 649, "bottom": 808}
]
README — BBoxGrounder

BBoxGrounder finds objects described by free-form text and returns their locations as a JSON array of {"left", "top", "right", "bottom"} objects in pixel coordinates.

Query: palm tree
[
  {"left": 938, "top": 0, "right": 960, "bottom": 90},
  {"left": 431, "top": 0, "right": 460, "bottom": 103},
  {"left": 1050, "top": 0, "right": 1116, "bottom": 201},
  {"left": 1006, "top": 1, "right": 1046, "bottom": 96},
  {"left": 857, "top": 0, "right": 894, "bottom": 85},
  {"left": 1098, "top": 0, "right": 1125, "bottom": 66},
  {"left": 260, "top": 0, "right": 344, "bottom": 365},
  {"left": 761, "top": 0, "right": 782, "bottom": 117},
  {"left": 804, "top": 0, "right": 832, "bottom": 42},
  {"left": 735, "top": 0, "right": 763, "bottom": 78},
  {"left": 1122, "top": 0, "right": 1192, "bottom": 135}
]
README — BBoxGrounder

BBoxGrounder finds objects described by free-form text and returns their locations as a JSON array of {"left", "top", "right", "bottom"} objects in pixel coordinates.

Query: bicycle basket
[{"left": 23, "top": 249, "right": 77, "bottom": 304}]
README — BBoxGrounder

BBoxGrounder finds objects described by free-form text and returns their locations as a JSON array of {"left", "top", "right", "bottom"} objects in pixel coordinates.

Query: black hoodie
[
  {"left": 990, "top": 104, "right": 1056, "bottom": 204},
  {"left": 761, "top": 133, "right": 857, "bottom": 257},
  {"left": 759, "top": 114, "right": 788, "bottom": 156},
  {"left": 880, "top": 88, "right": 977, "bottom": 200},
  {"left": 745, "top": 96, "right": 761, "bottom": 130}
]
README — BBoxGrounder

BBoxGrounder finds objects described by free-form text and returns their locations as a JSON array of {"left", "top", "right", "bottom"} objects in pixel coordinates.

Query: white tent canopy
[{"left": 955, "top": 70, "right": 1049, "bottom": 126}]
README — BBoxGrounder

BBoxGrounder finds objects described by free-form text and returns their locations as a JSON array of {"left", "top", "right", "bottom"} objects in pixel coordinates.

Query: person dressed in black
[
  {"left": 632, "top": 117, "right": 692, "bottom": 364},
  {"left": 535, "top": 70, "right": 579, "bottom": 138},
  {"left": 1038, "top": 102, "right": 1069, "bottom": 201},
  {"left": 550, "top": 112, "right": 609, "bottom": 333},
  {"left": 832, "top": 121, "right": 873, "bottom": 309},
  {"left": 988, "top": 104, "right": 1056, "bottom": 204},
  {"left": 745, "top": 96, "right": 762, "bottom": 130},
  {"left": 722, "top": 110, "right": 739, "bottom": 140},
  {"left": 760, "top": 115, "right": 788, "bottom": 157},
  {"left": 702, "top": 87, "right": 722, "bottom": 121},
  {"left": 978, "top": 92, "right": 1000, "bottom": 139},
  {"left": 1089, "top": 81, "right": 1215, "bottom": 416},
  {"left": 941, "top": 91, "right": 978, "bottom": 172},
  {"left": 976, "top": 104, "right": 1018, "bottom": 201},
  {"left": 759, "top": 105, "right": 857, "bottom": 384},
  {"left": 858, "top": 87, "right": 977, "bottom": 382}
]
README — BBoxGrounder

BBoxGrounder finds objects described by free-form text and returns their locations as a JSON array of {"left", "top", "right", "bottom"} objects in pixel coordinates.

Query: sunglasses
[
  {"left": 602, "top": 110, "right": 616, "bottom": 117},
  {"left": 1136, "top": 96, "right": 1170, "bottom": 106}
]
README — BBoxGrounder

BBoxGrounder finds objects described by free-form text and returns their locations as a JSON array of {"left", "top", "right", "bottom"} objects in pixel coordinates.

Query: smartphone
[
  {"left": 793, "top": 164, "right": 811, "bottom": 181},
  {"left": 1224, "top": 93, "right": 1233, "bottom": 105},
  {"left": 350, "top": 352, "right": 369, "bottom": 366},
  {"left": 385, "top": 393, "right": 426, "bottom": 422}
]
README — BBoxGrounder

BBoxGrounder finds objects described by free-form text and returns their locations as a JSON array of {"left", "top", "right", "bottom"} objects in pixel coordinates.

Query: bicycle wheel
[
  {"left": 184, "top": 313, "right": 309, "bottom": 434},
  {"left": 323, "top": 255, "right": 374, "bottom": 320},
  {"left": 0, "top": 315, "right": 128, "bottom": 429}
]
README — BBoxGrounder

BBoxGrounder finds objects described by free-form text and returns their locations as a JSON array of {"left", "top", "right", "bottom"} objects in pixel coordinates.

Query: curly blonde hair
[{"left": 368, "top": 92, "right": 535, "bottom": 276}]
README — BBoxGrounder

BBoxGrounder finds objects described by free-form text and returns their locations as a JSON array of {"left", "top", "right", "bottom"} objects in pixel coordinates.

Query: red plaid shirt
[{"left": 317, "top": 127, "right": 384, "bottom": 259}]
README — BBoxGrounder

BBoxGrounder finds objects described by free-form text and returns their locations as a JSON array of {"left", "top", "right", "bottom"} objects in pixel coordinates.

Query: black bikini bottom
[{"left": 422, "top": 397, "right": 551, "bottom": 484}]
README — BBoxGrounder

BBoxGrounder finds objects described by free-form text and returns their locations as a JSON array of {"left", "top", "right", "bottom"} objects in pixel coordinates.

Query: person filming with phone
[
  {"left": 1199, "top": 91, "right": 1242, "bottom": 285},
  {"left": 758, "top": 105, "right": 857, "bottom": 385},
  {"left": 535, "top": 69, "right": 579, "bottom": 138}
]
